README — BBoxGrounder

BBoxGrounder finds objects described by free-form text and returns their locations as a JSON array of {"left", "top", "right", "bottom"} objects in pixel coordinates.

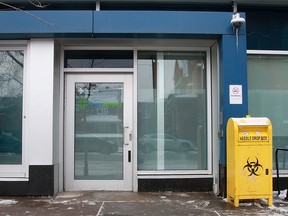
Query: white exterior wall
[{"left": 27, "top": 39, "right": 54, "bottom": 165}]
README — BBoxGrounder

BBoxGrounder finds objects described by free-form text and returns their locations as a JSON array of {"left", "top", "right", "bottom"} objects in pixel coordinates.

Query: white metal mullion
[
  {"left": 206, "top": 48, "right": 212, "bottom": 174},
  {"left": 157, "top": 52, "right": 165, "bottom": 170},
  {"left": 247, "top": 50, "right": 288, "bottom": 55}
]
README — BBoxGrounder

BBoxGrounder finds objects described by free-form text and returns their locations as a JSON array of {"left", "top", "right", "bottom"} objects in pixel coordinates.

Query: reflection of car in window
[
  {"left": 139, "top": 133, "right": 197, "bottom": 153},
  {"left": 75, "top": 134, "right": 118, "bottom": 154}
]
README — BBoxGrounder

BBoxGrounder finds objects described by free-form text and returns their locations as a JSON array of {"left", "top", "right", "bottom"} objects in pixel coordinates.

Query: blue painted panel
[
  {"left": 0, "top": 10, "right": 246, "bottom": 38},
  {"left": 93, "top": 11, "right": 246, "bottom": 36},
  {"left": 219, "top": 34, "right": 248, "bottom": 165},
  {"left": 0, "top": 11, "right": 93, "bottom": 37}
]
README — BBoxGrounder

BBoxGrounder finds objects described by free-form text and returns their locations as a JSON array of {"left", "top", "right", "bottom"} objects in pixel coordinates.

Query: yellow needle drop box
[{"left": 226, "top": 116, "right": 273, "bottom": 207}]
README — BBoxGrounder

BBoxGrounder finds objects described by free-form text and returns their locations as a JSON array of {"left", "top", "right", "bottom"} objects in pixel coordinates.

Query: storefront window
[
  {"left": 137, "top": 51, "right": 207, "bottom": 171},
  {"left": 0, "top": 50, "right": 24, "bottom": 164},
  {"left": 248, "top": 54, "right": 288, "bottom": 170}
]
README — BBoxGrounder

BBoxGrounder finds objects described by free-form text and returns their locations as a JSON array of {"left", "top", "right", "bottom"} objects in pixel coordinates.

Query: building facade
[{"left": 0, "top": 0, "right": 287, "bottom": 196}]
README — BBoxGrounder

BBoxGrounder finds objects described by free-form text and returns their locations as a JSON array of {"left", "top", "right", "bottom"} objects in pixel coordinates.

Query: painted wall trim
[
  {"left": 93, "top": 11, "right": 245, "bottom": 36},
  {"left": 0, "top": 11, "right": 245, "bottom": 39},
  {"left": 0, "top": 11, "right": 93, "bottom": 38}
]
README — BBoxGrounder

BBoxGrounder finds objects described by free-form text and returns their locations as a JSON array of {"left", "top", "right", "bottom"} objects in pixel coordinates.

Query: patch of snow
[
  {"left": 269, "top": 205, "right": 288, "bottom": 214},
  {"left": 51, "top": 199, "right": 81, "bottom": 205},
  {"left": 55, "top": 191, "right": 84, "bottom": 198},
  {"left": 176, "top": 193, "right": 191, "bottom": 197},
  {"left": 276, "top": 189, "right": 287, "bottom": 200},
  {"left": 0, "top": 200, "right": 18, "bottom": 205},
  {"left": 53, "top": 200, "right": 71, "bottom": 204},
  {"left": 253, "top": 202, "right": 263, "bottom": 208},
  {"left": 82, "top": 200, "right": 96, "bottom": 205},
  {"left": 202, "top": 200, "right": 210, "bottom": 207}
]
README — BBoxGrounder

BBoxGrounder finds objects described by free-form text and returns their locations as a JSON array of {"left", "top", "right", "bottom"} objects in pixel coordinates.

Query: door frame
[
  {"left": 64, "top": 73, "right": 133, "bottom": 191},
  {"left": 58, "top": 40, "right": 218, "bottom": 193}
]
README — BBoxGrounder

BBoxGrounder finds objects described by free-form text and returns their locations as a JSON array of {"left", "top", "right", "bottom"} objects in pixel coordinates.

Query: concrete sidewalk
[{"left": 0, "top": 191, "right": 288, "bottom": 216}]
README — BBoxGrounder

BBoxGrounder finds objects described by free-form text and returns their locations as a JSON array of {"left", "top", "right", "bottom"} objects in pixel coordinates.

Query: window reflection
[
  {"left": 74, "top": 82, "right": 124, "bottom": 180},
  {"left": 0, "top": 51, "right": 24, "bottom": 164},
  {"left": 248, "top": 54, "right": 288, "bottom": 170},
  {"left": 137, "top": 51, "right": 207, "bottom": 171}
]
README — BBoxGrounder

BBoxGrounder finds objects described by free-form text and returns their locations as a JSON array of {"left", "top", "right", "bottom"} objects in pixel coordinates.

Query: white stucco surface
[{"left": 27, "top": 39, "right": 54, "bottom": 165}]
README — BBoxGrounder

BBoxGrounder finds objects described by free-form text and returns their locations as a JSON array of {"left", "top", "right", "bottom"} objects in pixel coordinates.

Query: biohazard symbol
[{"left": 243, "top": 157, "right": 263, "bottom": 176}]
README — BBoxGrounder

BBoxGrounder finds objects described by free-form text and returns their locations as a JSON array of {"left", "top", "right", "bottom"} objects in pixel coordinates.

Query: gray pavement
[{"left": 1, "top": 191, "right": 288, "bottom": 216}]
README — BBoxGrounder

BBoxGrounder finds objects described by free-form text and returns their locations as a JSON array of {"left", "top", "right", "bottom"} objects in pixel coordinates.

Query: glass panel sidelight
[
  {"left": 74, "top": 82, "right": 124, "bottom": 180},
  {"left": 0, "top": 51, "right": 24, "bottom": 164},
  {"left": 137, "top": 51, "right": 207, "bottom": 171}
]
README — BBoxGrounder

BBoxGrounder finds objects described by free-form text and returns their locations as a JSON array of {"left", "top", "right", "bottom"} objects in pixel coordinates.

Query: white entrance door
[{"left": 64, "top": 73, "right": 133, "bottom": 191}]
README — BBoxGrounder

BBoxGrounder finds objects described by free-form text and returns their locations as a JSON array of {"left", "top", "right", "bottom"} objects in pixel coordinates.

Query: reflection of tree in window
[
  {"left": 75, "top": 83, "right": 123, "bottom": 135},
  {"left": 0, "top": 51, "right": 24, "bottom": 132},
  {"left": 0, "top": 51, "right": 23, "bottom": 98},
  {"left": 0, "top": 50, "right": 24, "bottom": 163}
]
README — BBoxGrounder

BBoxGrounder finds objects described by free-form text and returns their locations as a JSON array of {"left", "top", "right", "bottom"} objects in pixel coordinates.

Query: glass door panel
[
  {"left": 65, "top": 74, "right": 132, "bottom": 191},
  {"left": 74, "top": 82, "right": 124, "bottom": 180}
]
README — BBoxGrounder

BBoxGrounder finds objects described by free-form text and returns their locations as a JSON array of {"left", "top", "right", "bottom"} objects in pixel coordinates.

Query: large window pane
[
  {"left": 248, "top": 54, "right": 288, "bottom": 170},
  {"left": 0, "top": 51, "right": 24, "bottom": 164},
  {"left": 137, "top": 51, "right": 207, "bottom": 171}
]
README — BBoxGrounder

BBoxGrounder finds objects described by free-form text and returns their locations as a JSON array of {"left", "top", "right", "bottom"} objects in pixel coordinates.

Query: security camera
[{"left": 231, "top": 13, "right": 245, "bottom": 29}]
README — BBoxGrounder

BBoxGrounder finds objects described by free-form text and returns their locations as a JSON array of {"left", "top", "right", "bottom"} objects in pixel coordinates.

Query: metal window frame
[
  {"left": 59, "top": 40, "right": 216, "bottom": 192},
  {"left": 0, "top": 41, "right": 29, "bottom": 180}
]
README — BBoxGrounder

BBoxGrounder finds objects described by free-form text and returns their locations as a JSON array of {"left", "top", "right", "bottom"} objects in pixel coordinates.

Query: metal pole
[
  {"left": 233, "top": 1, "right": 238, "bottom": 13},
  {"left": 275, "top": 148, "right": 288, "bottom": 197}
]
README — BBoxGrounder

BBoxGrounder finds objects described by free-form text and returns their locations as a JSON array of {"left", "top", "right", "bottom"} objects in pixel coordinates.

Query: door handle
[
  {"left": 128, "top": 150, "right": 131, "bottom": 163},
  {"left": 124, "top": 126, "right": 130, "bottom": 145}
]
